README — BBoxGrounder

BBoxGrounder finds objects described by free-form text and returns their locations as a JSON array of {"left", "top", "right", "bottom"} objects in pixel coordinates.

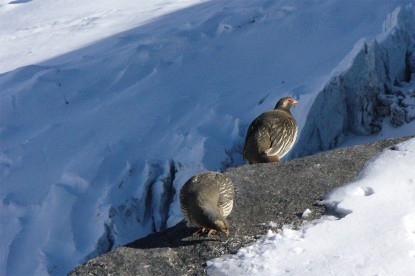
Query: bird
[
  {"left": 179, "top": 172, "right": 234, "bottom": 237},
  {"left": 243, "top": 96, "right": 298, "bottom": 164}
]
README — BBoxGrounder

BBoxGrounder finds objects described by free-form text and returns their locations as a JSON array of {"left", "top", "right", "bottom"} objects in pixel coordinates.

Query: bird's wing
[
  {"left": 265, "top": 116, "right": 297, "bottom": 157},
  {"left": 244, "top": 113, "right": 273, "bottom": 149},
  {"left": 217, "top": 178, "right": 235, "bottom": 218},
  {"left": 245, "top": 116, "right": 262, "bottom": 140}
]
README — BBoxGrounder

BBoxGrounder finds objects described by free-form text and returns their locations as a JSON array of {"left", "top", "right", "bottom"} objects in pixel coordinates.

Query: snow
[
  {"left": 207, "top": 138, "right": 415, "bottom": 275},
  {"left": 1, "top": 0, "right": 414, "bottom": 275},
  {"left": 291, "top": 3, "right": 415, "bottom": 158},
  {"left": 0, "top": 0, "right": 213, "bottom": 74}
]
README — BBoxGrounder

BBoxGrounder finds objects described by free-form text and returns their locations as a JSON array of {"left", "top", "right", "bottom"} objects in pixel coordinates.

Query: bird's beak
[
  {"left": 223, "top": 229, "right": 229, "bottom": 237},
  {"left": 291, "top": 99, "right": 299, "bottom": 105}
]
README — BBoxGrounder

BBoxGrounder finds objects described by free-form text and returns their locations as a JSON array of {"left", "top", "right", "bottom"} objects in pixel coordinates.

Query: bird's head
[
  {"left": 213, "top": 218, "right": 230, "bottom": 237},
  {"left": 203, "top": 205, "right": 231, "bottom": 237},
  {"left": 274, "top": 97, "right": 298, "bottom": 110}
]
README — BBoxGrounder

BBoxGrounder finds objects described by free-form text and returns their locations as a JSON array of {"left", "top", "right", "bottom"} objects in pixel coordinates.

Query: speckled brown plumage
[
  {"left": 179, "top": 172, "right": 234, "bottom": 236},
  {"left": 243, "top": 97, "right": 298, "bottom": 164}
]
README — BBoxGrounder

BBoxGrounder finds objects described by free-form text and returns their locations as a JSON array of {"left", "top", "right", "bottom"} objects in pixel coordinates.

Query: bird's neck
[
  {"left": 275, "top": 107, "right": 292, "bottom": 115},
  {"left": 201, "top": 204, "right": 226, "bottom": 225}
]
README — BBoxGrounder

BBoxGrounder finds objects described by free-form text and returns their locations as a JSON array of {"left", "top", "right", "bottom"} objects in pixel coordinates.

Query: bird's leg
[
  {"left": 192, "top": 227, "right": 218, "bottom": 236},
  {"left": 193, "top": 227, "right": 205, "bottom": 235},
  {"left": 207, "top": 229, "right": 218, "bottom": 236},
  {"left": 193, "top": 227, "right": 209, "bottom": 235}
]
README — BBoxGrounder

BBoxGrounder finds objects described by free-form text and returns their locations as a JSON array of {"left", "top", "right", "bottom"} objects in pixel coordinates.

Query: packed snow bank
[
  {"left": 292, "top": 4, "right": 415, "bottom": 158},
  {"left": 207, "top": 137, "right": 415, "bottom": 275}
]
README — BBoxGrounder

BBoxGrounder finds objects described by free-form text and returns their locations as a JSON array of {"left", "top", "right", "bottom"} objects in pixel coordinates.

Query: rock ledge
[{"left": 70, "top": 136, "right": 411, "bottom": 275}]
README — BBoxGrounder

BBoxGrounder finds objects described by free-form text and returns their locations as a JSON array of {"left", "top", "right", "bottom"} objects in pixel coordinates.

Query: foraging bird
[
  {"left": 243, "top": 96, "right": 298, "bottom": 164},
  {"left": 179, "top": 172, "right": 234, "bottom": 237}
]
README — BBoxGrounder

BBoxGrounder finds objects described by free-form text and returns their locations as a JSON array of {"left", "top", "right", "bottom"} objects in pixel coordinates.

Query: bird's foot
[
  {"left": 193, "top": 227, "right": 218, "bottom": 236},
  {"left": 193, "top": 227, "right": 208, "bottom": 235},
  {"left": 207, "top": 229, "right": 218, "bottom": 236}
]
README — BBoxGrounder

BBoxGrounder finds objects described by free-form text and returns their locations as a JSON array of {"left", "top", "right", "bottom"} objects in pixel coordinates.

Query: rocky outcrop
[{"left": 70, "top": 136, "right": 412, "bottom": 275}]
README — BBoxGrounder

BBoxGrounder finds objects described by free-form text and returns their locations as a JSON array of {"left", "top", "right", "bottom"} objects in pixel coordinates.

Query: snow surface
[
  {"left": 0, "top": 0, "right": 213, "bottom": 74},
  {"left": 207, "top": 137, "right": 415, "bottom": 275},
  {"left": 1, "top": 0, "right": 414, "bottom": 275}
]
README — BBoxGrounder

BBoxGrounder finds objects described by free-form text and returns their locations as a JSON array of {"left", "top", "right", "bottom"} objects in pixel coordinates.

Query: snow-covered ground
[
  {"left": 1, "top": 0, "right": 415, "bottom": 275},
  {"left": 207, "top": 137, "right": 415, "bottom": 275}
]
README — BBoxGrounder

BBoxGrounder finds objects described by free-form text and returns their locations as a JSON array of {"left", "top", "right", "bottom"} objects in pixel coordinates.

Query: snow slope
[
  {"left": 0, "top": 0, "right": 414, "bottom": 275},
  {"left": 0, "top": 0, "right": 213, "bottom": 74},
  {"left": 207, "top": 137, "right": 415, "bottom": 275}
]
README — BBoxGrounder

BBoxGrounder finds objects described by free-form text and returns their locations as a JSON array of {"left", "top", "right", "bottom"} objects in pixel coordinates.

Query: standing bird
[
  {"left": 243, "top": 96, "right": 298, "bottom": 164},
  {"left": 179, "top": 172, "right": 234, "bottom": 237}
]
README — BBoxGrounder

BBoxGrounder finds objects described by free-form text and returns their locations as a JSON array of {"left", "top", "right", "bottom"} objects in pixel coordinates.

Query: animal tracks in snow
[
  {"left": 351, "top": 186, "right": 375, "bottom": 197},
  {"left": 321, "top": 185, "right": 375, "bottom": 220}
]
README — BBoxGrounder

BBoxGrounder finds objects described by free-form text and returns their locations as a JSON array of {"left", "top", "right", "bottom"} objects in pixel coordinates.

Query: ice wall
[{"left": 291, "top": 5, "right": 415, "bottom": 158}]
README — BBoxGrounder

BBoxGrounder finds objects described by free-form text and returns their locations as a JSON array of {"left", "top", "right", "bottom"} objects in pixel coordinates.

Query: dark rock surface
[{"left": 70, "top": 136, "right": 412, "bottom": 276}]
